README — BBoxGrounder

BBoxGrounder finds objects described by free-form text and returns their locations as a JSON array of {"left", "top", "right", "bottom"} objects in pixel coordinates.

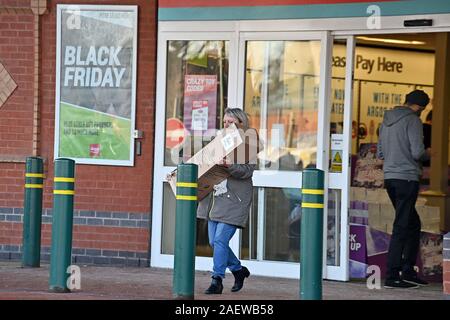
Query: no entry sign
[{"left": 166, "top": 118, "right": 186, "bottom": 149}]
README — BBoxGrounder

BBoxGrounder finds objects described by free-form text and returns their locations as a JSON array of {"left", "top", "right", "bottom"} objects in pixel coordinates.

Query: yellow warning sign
[
  {"left": 331, "top": 150, "right": 342, "bottom": 172},
  {"left": 333, "top": 152, "right": 342, "bottom": 163}
]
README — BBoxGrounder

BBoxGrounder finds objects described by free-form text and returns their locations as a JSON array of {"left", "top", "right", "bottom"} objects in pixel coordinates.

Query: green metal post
[
  {"left": 22, "top": 157, "right": 44, "bottom": 267},
  {"left": 173, "top": 163, "right": 198, "bottom": 299},
  {"left": 49, "top": 158, "right": 75, "bottom": 293},
  {"left": 300, "top": 168, "right": 325, "bottom": 300}
]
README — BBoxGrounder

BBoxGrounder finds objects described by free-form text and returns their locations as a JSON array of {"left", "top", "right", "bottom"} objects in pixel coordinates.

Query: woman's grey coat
[{"left": 197, "top": 164, "right": 255, "bottom": 228}]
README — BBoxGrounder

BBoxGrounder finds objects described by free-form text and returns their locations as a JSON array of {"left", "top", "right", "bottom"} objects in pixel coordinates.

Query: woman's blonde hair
[{"left": 224, "top": 108, "right": 250, "bottom": 130}]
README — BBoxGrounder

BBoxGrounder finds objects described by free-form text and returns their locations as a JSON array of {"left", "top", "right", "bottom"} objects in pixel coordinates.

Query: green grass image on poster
[{"left": 59, "top": 102, "right": 131, "bottom": 160}]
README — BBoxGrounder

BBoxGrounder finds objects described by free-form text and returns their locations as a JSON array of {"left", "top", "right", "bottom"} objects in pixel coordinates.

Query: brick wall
[
  {"left": 0, "top": 207, "right": 150, "bottom": 266},
  {"left": 445, "top": 232, "right": 450, "bottom": 297},
  {"left": 0, "top": 9, "right": 34, "bottom": 161},
  {"left": 0, "top": 1, "right": 31, "bottom": 9},
  {"left": 0, "top": 0, "right": 157, "bottom": 265}
]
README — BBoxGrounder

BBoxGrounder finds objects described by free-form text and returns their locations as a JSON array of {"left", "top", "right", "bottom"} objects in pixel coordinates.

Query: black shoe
[
  {"left": 231, "top": 266, "right": 250, "bottom": 292},
  {"left": 402, "top": 275, "right": 429, "bottom": 286},
  {"left": 383, "top": 279, "right": 419, "bottom": 289},
  {"left": 204, "top": 276, "right": 223, "bottom": 294}
]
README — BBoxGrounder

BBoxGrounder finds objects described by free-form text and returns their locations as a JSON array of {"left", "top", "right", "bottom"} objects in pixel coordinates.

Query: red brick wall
[
  {"left": 0, "top": 163, "right": 24, "bottom": 208},
  {"left": 0, "top": 0, "right": 156, "bottom": 262},
  {"left": 0, "top": 222, "right": 148, "bottom": 252},
  {"left": 0, "top": 11, "right": 34, "bottom": 164},
  {"left": 0, "top": 0, "right": 31, "bottom": 8}
]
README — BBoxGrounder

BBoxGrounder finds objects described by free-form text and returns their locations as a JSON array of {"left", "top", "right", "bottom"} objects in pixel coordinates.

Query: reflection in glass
[
  {"left": 240, "top": 187, "right": 341, "bottom": 265},
  {"left": 161, "top": 183, "right": 211, "bottom": 257},
  {"left": 241, "top": 188, "right": 259, "bottom": 260},
  {"left": 327, "top": 189, "right": 341, "bottom": 266},
  {"left": 244, "top": 41, "right": 321, "bottom": 171},
  {"left": 164, "top": 40, "right": 229, "bottom": 166},
  {"left": 241, "top": 187, "right": 302, "bottom": 262}
]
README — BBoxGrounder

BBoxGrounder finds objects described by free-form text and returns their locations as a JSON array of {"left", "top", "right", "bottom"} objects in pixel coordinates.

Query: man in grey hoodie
[{"left": 377, "top": 89, "right": 431, "bottom": 289}]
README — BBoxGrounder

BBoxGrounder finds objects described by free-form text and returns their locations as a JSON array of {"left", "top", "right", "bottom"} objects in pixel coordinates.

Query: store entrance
[
  {"left": 151, "top": 26, "right": 449, "bottom": 283},
  {"left": 344, "top": 32, "right": 448, "bottom": 281}
]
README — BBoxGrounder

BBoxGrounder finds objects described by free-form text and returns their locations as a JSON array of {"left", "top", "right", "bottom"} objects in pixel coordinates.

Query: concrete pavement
[{"left": 0, "top": 261, "right": 444, "bottom": 300}]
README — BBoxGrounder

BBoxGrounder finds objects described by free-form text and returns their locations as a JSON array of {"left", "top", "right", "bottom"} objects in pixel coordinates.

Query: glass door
[
  {"left": 151, "top": 32, "right": 238, "bottom": 271},
  {"left": 236, "top": 31, "right": 345, "bottom": 279},
  {"left": 152, "top": 30, "right": 354, "bottom": 281},
  {"left": 326, "top": 36, "right": 355, "bottom": 281}
]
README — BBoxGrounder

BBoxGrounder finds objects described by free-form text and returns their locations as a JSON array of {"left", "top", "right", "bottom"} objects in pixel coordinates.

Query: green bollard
[
  {"left": 49, "top": 158, "right": 75, "bottom": 293},
  {"left": 22, "top": 157, "right": 44, "bottom": 268},
  {"left": 173, "top": 163, "right": 198, "bottom": 300},
  {"left": 300, "top": 168, "right": 325, "bottom": 300}
]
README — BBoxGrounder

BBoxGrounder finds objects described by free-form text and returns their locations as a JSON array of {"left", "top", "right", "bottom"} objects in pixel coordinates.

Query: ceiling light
[{"left": 356, "top": 36, "right": 425, "bottom": 45}]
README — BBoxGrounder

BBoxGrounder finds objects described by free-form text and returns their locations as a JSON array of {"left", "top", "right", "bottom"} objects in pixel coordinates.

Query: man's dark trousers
[{"left": 384, "top": 179, "right": 421, "bottom": 280}]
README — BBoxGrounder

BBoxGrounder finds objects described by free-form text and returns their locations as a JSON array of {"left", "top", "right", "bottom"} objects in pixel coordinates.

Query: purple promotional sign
[
  {"left": 183, "top": 74, "right": 217, "bottom": 136},
  {"left": 349, "top": 224, "right": 368, "bottom": 278},
  {"left": 366, "top": 227, "right": 390, "bottom": 279},
  {"left": 350, "top": 225, "right": 367, "bottom": 262},
  {"left": 365, "top": 228, "right": 443, "bottom": 283}
]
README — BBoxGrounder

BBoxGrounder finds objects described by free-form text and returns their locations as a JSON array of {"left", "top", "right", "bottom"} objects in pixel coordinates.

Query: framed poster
[{"left": 54, "top": 5, "right": 138, "bottom": 166}]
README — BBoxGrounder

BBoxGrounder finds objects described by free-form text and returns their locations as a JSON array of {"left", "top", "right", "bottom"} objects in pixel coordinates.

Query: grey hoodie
[{"left": 377, "top": 106, "right": 429, "bottom": 181}]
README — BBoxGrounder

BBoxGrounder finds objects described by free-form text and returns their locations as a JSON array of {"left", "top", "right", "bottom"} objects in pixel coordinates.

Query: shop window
[
  {"left": 241, "top": 187, "right": 340, "bottom": 265},
  {"left": 164, "top": 40, "right": 229, "bottom": 167},
  {"left": 243, "top": 41, "right": 321, "bottom": 171}
]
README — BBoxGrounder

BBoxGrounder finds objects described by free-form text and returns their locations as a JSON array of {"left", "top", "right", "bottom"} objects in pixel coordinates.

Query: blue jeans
[{"left": 208, "top": 220, "right": 241, "bottom": 279}]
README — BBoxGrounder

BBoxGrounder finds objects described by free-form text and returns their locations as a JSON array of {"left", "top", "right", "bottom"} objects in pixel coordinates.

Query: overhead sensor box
[{"left": 404, "top": 19, "right": 433, "bottom": 27}]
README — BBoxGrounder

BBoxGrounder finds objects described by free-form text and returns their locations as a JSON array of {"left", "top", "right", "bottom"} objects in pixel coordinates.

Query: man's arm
[{"left": 408, "top": 116, "right": 429, "bottom": 162}]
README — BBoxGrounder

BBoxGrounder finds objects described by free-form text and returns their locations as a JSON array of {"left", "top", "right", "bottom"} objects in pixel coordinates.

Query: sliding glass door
[{"left": 152, "top": 29, "right": 354, "bottom": 281}]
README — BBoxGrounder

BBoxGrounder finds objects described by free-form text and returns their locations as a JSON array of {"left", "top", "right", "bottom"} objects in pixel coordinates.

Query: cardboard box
[
  {"left": 376, "top": 188, "right": 392, "bottom": 204},
  {"left": 421, "top": 206, "right": 441, "bottom": 234},
  {"left": 368, "top": 203, "right": 382, "bottom": 231},
  {"left": 427, "top": 206, "right": 440, "bottom": 219},
  {"left": 416, "top": 196, "right": 428, "bottom": 206},
  {"left": 366, "top": 189, "right": 379, "bottom": 203},
  {"left": 353, "top": 187, "right": 367, "bottom": 202},
  {"left": 416, "top": 205, "right": 428, "bottom": 221},
  {"left": 167, "top": 124, "right": 263, "bottom": 201},
  {"left": 379, "top": 203, "right": 395, "bottom": 219}
]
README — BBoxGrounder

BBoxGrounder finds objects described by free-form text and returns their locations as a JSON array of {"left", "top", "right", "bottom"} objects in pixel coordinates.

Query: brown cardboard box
[
  {"left": 416, "top": 196, "right": 428, "bottom": 206},
  {"left": 376, "top": 188, "right": 391, "bottom": 204},
  {"left": 378, "top": 203, "right": 395, "bottom": 234},
  {"left": 422, "top": 206, "right": 441, "bottom": 234},
  {"left": 416, "top": 205, "right": 428, "bottom": 221},
  {"left": 368, "top": 203, "right": 382, "bottom": 231},
  {"left": 168, "top": 124, "right": 262, "bottom": 201},
  {"left": 351, "top": 187, "right": 367, "bottom": 201},
  {"left": 366, "top": 189, "right": 379, "bottom": 203}
]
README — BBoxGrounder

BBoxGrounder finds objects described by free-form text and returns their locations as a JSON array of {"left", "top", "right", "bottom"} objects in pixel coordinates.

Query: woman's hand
[
  {"left": 166, "top": 171, "right": 176, "bottom": 181},
  {"left": 220, "top": 157, "right": 232, "bottom": 168}
]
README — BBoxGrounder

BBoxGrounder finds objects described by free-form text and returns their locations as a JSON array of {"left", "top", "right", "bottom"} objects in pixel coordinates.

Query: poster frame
[{"left": 54, "top": 4, "right": 138, "bottom": 166}]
